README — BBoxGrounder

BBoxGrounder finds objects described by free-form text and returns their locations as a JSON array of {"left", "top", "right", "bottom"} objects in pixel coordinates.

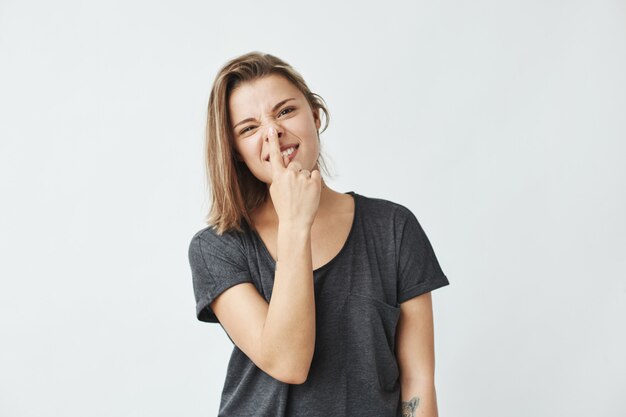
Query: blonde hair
[{"left": 203, "top": 51, "right": 333, "bottom": 235}]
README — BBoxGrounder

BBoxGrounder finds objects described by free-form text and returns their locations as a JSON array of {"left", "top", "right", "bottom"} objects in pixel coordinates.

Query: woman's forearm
[
  {"left": 260, "top": 222, "right": 316, "bottom": 384},
  {"left": 400, "top": 379, "right": 439, "bottom": 417}
]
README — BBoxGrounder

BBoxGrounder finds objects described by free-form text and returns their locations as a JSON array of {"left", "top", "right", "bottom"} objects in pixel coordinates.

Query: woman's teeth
[{"left": 281, "top": 146, "right": 297, "bottom": 158}]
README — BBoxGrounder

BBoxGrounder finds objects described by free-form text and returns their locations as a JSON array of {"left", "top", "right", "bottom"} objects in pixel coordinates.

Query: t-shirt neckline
[{"left": 250, "top": 191, "right": 359, "bottom": 274}]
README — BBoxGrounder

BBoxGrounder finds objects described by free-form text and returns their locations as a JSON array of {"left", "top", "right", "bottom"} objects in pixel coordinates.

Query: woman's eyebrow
[{"left": 232, "top": 98, "right": 296, "bottom": 130}]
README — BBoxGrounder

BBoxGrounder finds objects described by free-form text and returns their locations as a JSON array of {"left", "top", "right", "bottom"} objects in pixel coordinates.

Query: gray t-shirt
[{"left": 188, "top": 191, "right": 450, "bottom": 417}]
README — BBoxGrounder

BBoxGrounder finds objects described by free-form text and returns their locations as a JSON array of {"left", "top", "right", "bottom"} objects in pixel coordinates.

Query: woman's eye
[
  {"left": 240, "top": 126, "right": 255, "bottom": 135},
  {"left": 278, "top": 107, "right": 295, "bottom": 117}
]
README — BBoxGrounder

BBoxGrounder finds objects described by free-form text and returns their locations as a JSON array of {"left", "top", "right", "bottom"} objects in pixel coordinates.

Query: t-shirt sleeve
[
  {"left": 188, "top": 227, "right": 253, "bottom": 323},
  {"left": 396, "top": 208, "right": 450, "bottom": 303}
]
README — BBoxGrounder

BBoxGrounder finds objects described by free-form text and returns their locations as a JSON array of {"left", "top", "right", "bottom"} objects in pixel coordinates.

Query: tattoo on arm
[{"left": 401, "top": 396, "right": 420, "bottom": 417}]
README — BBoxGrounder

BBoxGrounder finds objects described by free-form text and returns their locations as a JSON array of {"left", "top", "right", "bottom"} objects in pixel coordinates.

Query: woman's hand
[{"left": 267, "top": 126, "right": 321, "bottom": 228}]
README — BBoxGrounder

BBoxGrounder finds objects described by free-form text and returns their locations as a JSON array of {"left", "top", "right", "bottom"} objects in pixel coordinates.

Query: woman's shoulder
[
  {"left": 354, "top": 192, "right": 433, "bottom": 250},
  {"left": 189, "top": 222, "right": 250, "bottom": 253},
  {"left": 353, "top": 191, "right": 416, "bottom": 221}
]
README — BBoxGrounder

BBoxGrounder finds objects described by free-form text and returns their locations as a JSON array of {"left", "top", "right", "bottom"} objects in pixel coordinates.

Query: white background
[{"left": 1, "top": 0, "right": 624, "bottom": 416}]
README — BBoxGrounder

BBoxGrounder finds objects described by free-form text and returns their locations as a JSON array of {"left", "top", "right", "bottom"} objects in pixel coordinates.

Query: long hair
[{"left": 203, "top": 51, "right": 332, "bottom": 235}]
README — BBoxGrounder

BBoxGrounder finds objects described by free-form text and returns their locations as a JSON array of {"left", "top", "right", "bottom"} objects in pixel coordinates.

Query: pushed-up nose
[{"left": 264, "top": 124, "right": 283, "bottom": 142}]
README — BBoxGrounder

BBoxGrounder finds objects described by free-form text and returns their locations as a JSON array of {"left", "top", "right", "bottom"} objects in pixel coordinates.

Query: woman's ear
[{"left": 313, "top": 108, "right": 321, "bottom": 131}]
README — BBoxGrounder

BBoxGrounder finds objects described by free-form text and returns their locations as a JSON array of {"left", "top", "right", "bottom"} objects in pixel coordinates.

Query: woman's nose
[{"left": 264, "top": 124, "right": 283, "bottom": 142}]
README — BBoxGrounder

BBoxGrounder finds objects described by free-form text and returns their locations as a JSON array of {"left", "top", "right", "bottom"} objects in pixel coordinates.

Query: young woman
[{"left": 188, "top": 51, "right": 450, "bottom": 417}]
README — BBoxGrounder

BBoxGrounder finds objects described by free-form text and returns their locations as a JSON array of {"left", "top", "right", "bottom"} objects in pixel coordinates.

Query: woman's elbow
[{"left": 267, "top": 359, "right": 311, "bottom": 385}]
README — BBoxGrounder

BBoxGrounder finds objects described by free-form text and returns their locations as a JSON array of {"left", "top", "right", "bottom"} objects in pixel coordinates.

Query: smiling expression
[{"left": 228, "top": 73, "right": 321, "bottom": 184}]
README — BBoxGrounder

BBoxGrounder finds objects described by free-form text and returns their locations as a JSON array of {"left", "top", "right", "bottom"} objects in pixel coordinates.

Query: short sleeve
[
  {"left": 396, "top": 208, "right": 450, "bottom": 303},
  {"left": 188, "top": 227, "right": 253, "bottom": 323}
]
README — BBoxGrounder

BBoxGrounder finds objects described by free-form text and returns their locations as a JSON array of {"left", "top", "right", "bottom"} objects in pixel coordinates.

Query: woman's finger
[
  {"left": 287, "top": 160, "right": 303, "bottom": 172},
  {"left": 267, "top": 127, "right": 285, "bottom": 175}
]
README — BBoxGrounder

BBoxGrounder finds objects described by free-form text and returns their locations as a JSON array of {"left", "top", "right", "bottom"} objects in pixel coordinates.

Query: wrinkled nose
[{"left": 263, "top": 121, "right": 284, "bottom": 141}]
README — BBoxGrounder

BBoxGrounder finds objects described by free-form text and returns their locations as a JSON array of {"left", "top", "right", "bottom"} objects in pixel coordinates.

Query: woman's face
[{"left": 228, "top": 73, "right": 321, "bottom": 184}]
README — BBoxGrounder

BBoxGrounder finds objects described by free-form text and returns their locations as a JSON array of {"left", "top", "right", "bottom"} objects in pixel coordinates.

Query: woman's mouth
[{"left": 265, "top": 144, "right": 299, "bottom": 162}]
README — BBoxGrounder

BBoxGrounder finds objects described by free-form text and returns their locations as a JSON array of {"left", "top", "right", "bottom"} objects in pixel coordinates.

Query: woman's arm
[
  {"left": 210, "top": 224, "right": 315, "bottom": 385},
  {"left": 396, "top": 291, "right": 440, "bottom": 417},
  {"left": 261, "top": 223, "right": 316, "bottom": 383}
]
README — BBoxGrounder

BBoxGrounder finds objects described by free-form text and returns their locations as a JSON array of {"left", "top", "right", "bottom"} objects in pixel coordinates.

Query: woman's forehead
[{"left": 229, "top": 74, "right": 303, "bottom": 115}]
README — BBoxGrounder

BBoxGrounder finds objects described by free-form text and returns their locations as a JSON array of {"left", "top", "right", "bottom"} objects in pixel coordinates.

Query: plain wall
[{"left": 0, "top": 0, "right": 624, "bottom": 416}]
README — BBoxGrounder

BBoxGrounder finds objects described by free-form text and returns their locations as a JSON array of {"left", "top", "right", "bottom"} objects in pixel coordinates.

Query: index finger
[{"left": 267, "top": 127, "right": 286, "bottom": 174}]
